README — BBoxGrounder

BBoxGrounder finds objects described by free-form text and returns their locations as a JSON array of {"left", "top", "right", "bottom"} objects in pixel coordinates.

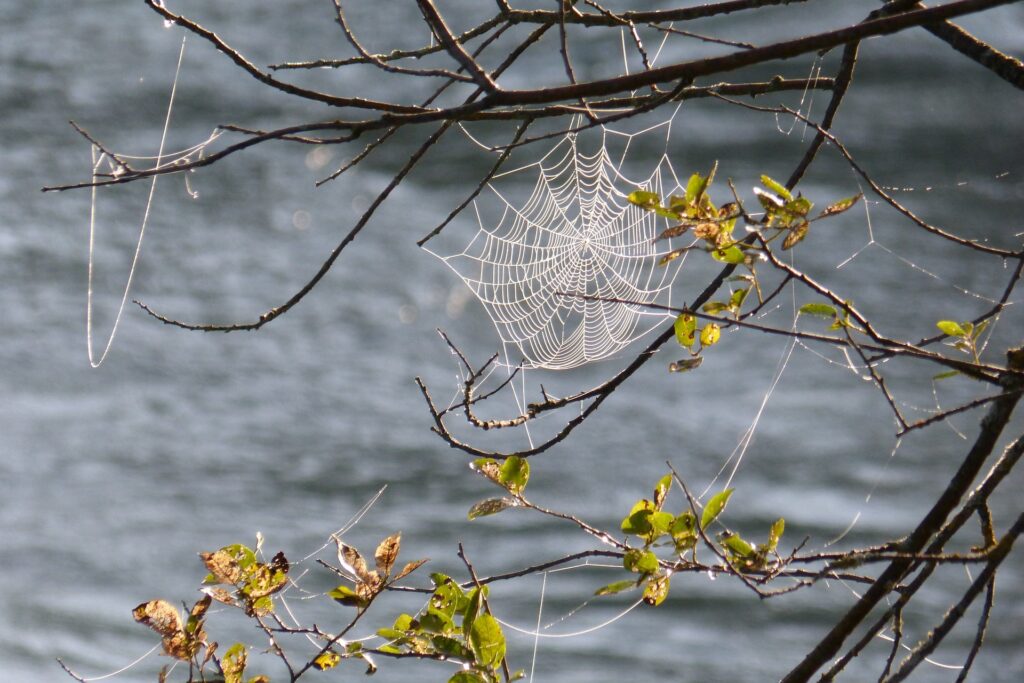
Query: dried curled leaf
[
  {"left": 375, "top": 533, "right": 402, "bottom": 577},
  {"left": 189, "top": 594, "right": 212, "bottom": 621},
  {"left": 668, "top": 356, "right": 703, "bottom": 373},
  {"left": 468, "top": 497, "right": 516, "bottom": 520},
  {"left": 819, "top": 193, "right": 862, "bottom": 217},
  {"left": 337, "top": 540, "right": 379, "bottom": 587},
  {"left": 394, "top": 558, "right": 429, "bottom": 581},
  {"left": 203, "top": 587, "right": 238, "bottom": 607}
]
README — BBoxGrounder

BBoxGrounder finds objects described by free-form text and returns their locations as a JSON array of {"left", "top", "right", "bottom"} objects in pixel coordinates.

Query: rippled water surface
[{"left": 3, "top": 2, "right": 1024, "bottom": 681}]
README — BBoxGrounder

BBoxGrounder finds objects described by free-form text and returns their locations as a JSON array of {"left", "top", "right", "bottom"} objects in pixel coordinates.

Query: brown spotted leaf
[
  {"left": 200, "top": 550, "right": 242, "bottom": 585},
  {"left": 819, "top": 193, "right": 862, "bottom": 218},
  {"left": 161, "top": 632, "right": 192, "bottom": 661},
  {"left": 374, "top": 533, "right": 401, "bottom": 577},
  {"left": 654, "top": 223, "right": 692, "bottom": 241},
  {"left": 472, "top": 458, "right": 502, "bottom": 484},
  {"left": 782, "top": 220, "right": 809, "bottom": 250},
  {"left": 204, "top": 587, "right": 238, "bottom": 607},
  {"left": 657, "top": 247, "right": 689, "bottom": 266},
  {"left": 133, "top": 599, "right": 182, "bottom": 637},
  {"left": 692, "top": 222, "right": 719, "bottom": 241}
]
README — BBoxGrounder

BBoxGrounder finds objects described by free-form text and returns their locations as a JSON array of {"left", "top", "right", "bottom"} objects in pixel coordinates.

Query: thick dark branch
[
  {"left": 883, "top": 0, "right": 1024, "bottom": 89},
  {"left": 882, "top": 511, "right": 1023, "bottom": 683},
  {"left": 490, "top": 0, "right": 1019, "bottom": 106},
  {"left": 506, "top": 0, "right": 814, "bottom": 26},
  {"left": 781, "top": 358, "right": 1023, "bottom": 683},
  {"left": 44, "top": 77, "right": 830, "bottom": 193}
]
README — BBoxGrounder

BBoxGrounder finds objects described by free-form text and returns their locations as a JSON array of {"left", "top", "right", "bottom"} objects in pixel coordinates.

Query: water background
[{"left": 2, "top": 1, "right": 1023, "bottom": 681}]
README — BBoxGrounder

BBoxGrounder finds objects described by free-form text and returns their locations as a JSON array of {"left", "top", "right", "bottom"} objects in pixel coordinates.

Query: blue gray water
[{"left": 2, "top": 2, "right": 1023, "bottom": 681}]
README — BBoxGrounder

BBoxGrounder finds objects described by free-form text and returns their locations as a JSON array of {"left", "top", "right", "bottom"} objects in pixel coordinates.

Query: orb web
[{"left": 429, "top": 116, "right": 689, "bottom": 370}]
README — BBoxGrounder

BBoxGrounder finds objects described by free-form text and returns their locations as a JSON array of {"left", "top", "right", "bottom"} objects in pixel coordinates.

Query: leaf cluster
[{"left": 376, "top": 575, "right": 520, "bottom": 683}]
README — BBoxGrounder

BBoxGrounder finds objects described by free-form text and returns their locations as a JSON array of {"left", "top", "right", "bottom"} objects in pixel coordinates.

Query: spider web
[{"left": 426, "top": 112, "right": 689, "bottom": 371}]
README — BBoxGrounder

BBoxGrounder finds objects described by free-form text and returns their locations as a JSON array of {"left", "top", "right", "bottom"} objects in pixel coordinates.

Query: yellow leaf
[
  {"left": 313, "top": 650, "right": 341, "bottom": 671},
  {"left": 700, "top": 323, "right": 721, "bottom": 347}
]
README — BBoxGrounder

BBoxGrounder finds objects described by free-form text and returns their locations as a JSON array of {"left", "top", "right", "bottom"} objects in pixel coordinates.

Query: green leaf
[
  {"left": 623, "top": 549, "right": 660, "bottom": 575},
  {"left": 785, "top": 196, "right": 813, "bottom": 217},
  {"left": 819, "top": 193, "right": 862, "bottom": 218},
  {"left": 799, "top": 303, "right": 837, "bottom": 319},
  {"left": 621, "top": 499, "right": 654, "bottom": 536},
  {"left": 711, "top": 245, "right": 745, "bottom": 264},
  {"left": 251, "top": 596, "right": 274, "bottom": 616},
  {"left": 933, "top": 370, "right": 960, "bottom": 381},
  {"left": 701, "top": 489, "right": 734, "bottom": 530},
  {"left": 467, "top": 497, "right": 516, "bottom": 520},
  {"left": 685, "top": 172, "right": 706, "bottom": 205},
  {"left": 463, "top": 586, "right": 487, "bottom": 636},
  {"left": 642, "top": 574, "right": 670, "bottom": 607},
  {"left": 654, "top": 205, "right": 681, "bottom": 220},
  {"left": 700, "top": 323, "right": 721, "bottom": 347},
  {"left": 498, "top": 456, "right": 530, "bottom": 494},
  {"left": 328, "top": 584, "right": 367, "bottom": 608},
  {"left": 649, "top": 511, "right": 674, "bottom": 537},
  {"left": 729, "top": 288, "right": 749, "bottom": 309},
  {"left": 393, "top": 613, "right": 414, "bottom": 631},
  {"left": 449, "top": 672, "right": 488, "bottom": 683},
  {"left": 674, "top": 312, "right": 697, "bottom": 348},
  {"left": 972, "top": 319, "right": 990, "bottom": 340},
  {"left": 376, "top": 627, "right": 407, "bottom": 641},
  {"left": 418, "top": 610, "right": 452, "bottom": 634},
  {"left": 937, "top": 320, "right": 967, "bottom": 337},
  {"left": 432, "top": 634, "right": 471, "bottom": 659},
  {"left": 595, "top": 580, "right": 639, "bottom": 596},
  {"left": 378, "top": 644, "right": 402, "bottom": 655},
  {"left": 768, "top": 518, "right": 785, "bottom": 553},
  {"left": 667, "top": 194, "right": 688, "bottom": 212},
  {"left": 469, "top": 613, "right": 506, "bottom": 668},
  {"left": 760, "top": 175, "right": 793, "bottom": 201},
  {"left": 720, "top": 532, "right": 754, "bottom": 558},
  {"left": 670, "top": 512, "right": 697, "bottom": 551},
  {"left": 628, "top": 190, "right": 660, "bottom": 208}
]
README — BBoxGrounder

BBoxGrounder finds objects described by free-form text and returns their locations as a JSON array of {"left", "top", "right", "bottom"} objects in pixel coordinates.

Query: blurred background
[{"left": 2, "top": 1, "right": 1023, "bottom": 681}]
